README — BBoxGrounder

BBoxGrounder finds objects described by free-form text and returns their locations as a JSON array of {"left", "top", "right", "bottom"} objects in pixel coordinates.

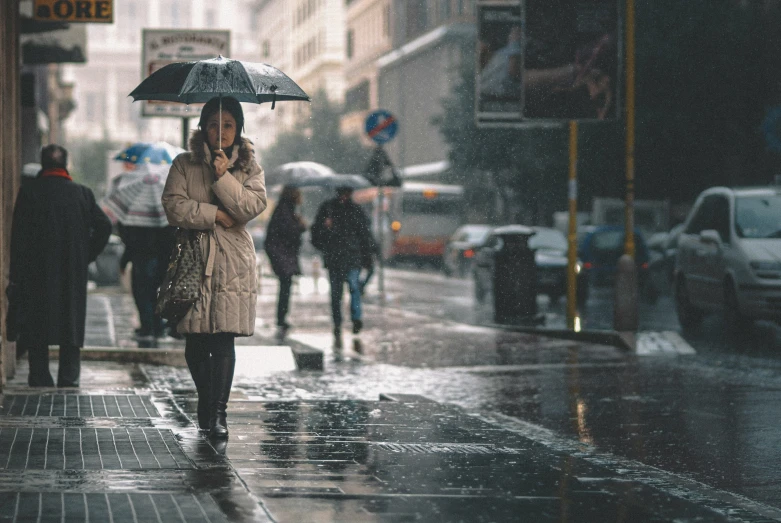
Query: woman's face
[{"left": 205, "top": 111, "right": 237, "bottom": 150}]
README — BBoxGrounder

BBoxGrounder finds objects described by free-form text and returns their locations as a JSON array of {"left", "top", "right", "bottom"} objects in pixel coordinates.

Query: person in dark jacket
[
  {"left": 264, "top": 186, "right": 306, "bottom": 339},
  {"left": 9, "top": 144, "right": 112, "bottom": 387},
  {"left": 311, "top": 186, "right": 377, "bottom": 348},
  {"left": 118, "top": 224, "right": 176, "bottom": 339}
]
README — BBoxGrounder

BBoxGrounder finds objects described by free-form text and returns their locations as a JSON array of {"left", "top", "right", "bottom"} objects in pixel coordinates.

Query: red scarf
[{"left": 40, "top": 168, "right": 72, "bottom": 181}]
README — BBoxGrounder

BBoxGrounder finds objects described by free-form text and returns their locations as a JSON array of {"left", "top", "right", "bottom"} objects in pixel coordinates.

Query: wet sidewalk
[{"left": 0, "top": 358, "right": 776, "bottom": 522}]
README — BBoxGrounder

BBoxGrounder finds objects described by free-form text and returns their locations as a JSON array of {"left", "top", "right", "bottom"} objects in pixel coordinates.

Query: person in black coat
[
  {"left": 118, "top": 224, "right": 176, "bottom": 339},
  {"left": 311, "top": 186, "right": 377, "bottom": 348},
  {"left": 264, "top": 186, "right": 306, "bottom": 338},
  {"left": 9, "top": 144, "right": 112, "bottom": 387}
]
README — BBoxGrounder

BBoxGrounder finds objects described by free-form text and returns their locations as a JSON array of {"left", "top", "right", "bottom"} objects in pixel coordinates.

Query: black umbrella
[
  {"left": 129, "top": 56, "right": 309, "bottom": 105},
  {"left": 128, "top": 56, "right": 310, "bottom": 144}
]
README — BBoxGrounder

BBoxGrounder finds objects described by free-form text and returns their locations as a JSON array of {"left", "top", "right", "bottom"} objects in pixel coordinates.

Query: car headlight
[{"left": 750, "top": 261, "right": 781, "bottom": 271}]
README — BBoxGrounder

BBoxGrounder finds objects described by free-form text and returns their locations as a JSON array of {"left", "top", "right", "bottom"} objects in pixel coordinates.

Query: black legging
[
  {"left": 277, "top": 275, "right": 293, "bottom": 327},
  {"left": 185, "top": 333, "right": 236, "bottom": 361}
]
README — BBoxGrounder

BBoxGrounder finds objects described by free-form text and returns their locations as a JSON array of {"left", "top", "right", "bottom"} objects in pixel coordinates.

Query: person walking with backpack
[{"left": 310, "top": 186, "right": 377, "bottom": 349}]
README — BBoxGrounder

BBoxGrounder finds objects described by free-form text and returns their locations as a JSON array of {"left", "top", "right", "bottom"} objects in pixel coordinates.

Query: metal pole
[
  {"left": 181, "top": 117, "right": 190, "bottom": 150},
  {"left": 566, "top": 120, "right": 579, "bottom": 330},
  {"left": 377, "top": 187, "right": 385, "bottom": 302},
  {"left": 624, "top": 0, "right": 636, "bottom": 258}
]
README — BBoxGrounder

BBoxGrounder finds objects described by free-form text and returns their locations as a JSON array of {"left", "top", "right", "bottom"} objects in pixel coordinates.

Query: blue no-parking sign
[{"left": 365, "top": 110, "right": 398, "bottom": 145}]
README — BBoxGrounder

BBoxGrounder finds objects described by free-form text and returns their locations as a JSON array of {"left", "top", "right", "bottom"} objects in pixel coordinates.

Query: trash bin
[{"left": 492, "top": 227, "right": 538, "bottom": 324}]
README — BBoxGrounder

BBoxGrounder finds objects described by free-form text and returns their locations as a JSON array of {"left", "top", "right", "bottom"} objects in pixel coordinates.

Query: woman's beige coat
[{"left": 162, "top": 133, "right": 267, "bottom": 335}]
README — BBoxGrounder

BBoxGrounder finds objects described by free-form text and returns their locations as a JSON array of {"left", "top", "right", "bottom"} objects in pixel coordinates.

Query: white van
[{"left": 675, "top": 186, "right": 781, "bottom": 333}]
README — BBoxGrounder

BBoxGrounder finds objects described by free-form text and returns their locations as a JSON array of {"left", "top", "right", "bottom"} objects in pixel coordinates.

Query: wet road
[
  {"left": 78, "top": 259, "right": 781, "bottom": 519},
  {"left": 376, "top": 262, "right": 781, "bottom": 355}
]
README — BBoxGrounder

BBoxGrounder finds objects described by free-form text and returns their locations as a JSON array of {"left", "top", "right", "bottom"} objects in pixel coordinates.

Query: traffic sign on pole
[{"left": 365, "top": 110, "right": 398, "bottom": 144}]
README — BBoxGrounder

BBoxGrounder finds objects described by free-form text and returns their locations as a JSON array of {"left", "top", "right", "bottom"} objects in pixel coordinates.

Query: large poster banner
[
  {"left": 475, "top": 2, "right": 524, "bottom": 126},
  {"left": 141, "top": 29, "right": 231, "bottom": 118},
  {"left": 523, "top": 0, "right": 619, "bottom": 121},
  {"left": 476, "top": 0, "right": 620, "bottom": 127}
]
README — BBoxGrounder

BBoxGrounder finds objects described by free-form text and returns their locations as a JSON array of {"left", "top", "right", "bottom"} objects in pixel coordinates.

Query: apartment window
[
  {"left": 407, "top": 0, "right": 428, "bottom": 39},
  {"left": 206, "top": 8, "right": 217, "bottom": 27},
  {"left": 441, "top": 0, "right": 451, "bottom": 20},
  {"left": 262, "top": 40, "right": 270, "bottom": 59},
  {"left": 346, "top": 29, "right": 354, "bottom": 59},
  {"left": 345, "top": 80, "right": 370, "bottom": 112},
  {"left": 170, "top": 1, "right": 180, "bottom": 26}
]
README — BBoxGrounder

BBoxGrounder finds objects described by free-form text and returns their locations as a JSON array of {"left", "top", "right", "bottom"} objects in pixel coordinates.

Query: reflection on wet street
[{"left": 71, "top": 262, "right": 781, "bottom": 521}]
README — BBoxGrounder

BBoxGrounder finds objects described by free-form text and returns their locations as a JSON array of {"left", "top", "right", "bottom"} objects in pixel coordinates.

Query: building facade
[
  {"left": 341, "top": 0, "right": 393, "bottom": 139},
  {"left": 378, "top": 0, "right": 476, "bottom": 170},
  {"left": 288, "top": 0, "right": 347, "bottom": 122},
  {"left": 253, "top": 0, "right": 294, "bottom": 141}
]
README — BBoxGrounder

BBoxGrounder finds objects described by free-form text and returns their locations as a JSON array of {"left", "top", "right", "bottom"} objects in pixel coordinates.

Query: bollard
[{"left": 614, "top": 254, "right": 638, "bottom": 346}]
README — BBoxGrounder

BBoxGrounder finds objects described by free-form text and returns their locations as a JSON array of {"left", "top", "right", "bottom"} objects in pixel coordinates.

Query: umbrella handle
[{"left": 218, "top": 94, "right": 222, "bottom": 151}]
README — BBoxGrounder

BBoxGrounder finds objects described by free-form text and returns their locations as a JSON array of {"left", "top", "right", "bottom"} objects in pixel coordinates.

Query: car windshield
[
  {"left": 735, "top": 194, "right": 781, "bottom": 238},
  {"left": 464, "top": 227, "right": 491, "bottom": 243},
  {"left": 529, "top": 229, "right": 567, "bottom": 251},
  {"left": 591, "top": 230, "right": 624, "bottom": 251}
]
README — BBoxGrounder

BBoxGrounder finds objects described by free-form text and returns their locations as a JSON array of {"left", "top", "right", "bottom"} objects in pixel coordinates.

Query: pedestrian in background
[
  {"left": 162, "top": 96, "right": 267, "bottom": 438},
  {"left": 118, "top": 223, "right": 176, "bottom": 340},
  {"left": 311, "top": 186, "right": 377, "bottom": 349},
  {"left": 9, "top": 144, "right": 112, "bottom": 387},
  {"left": 264, "top": 186, "right": 306, "bottom": 340}
]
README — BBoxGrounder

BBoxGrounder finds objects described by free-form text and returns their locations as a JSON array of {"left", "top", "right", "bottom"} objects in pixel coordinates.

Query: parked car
[
  {"left": 442, "top": 224, "right": 493, "bottom": 277},
  {"left": 578, "top": 225, "right": 656, "bottom": 301},
  {"left": 473, "top": 226, "right": 588, "bottom": 305},
  {"left": 674, "top": 186, "right": 781, "bottom": 334}
]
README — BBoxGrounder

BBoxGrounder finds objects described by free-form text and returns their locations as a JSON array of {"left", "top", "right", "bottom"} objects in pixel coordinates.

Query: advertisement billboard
[
  {"left": 141, "top": 29, "right": 230, "bottom": 118},
  {"left": 476, "top": 0, "right": 620, "bottom": 127},
  {"left": 475, "top": 2, "right": 524, "bottom": 126},
  {"left": 523, "top": 0, "right": 620, "bottom": 121}
]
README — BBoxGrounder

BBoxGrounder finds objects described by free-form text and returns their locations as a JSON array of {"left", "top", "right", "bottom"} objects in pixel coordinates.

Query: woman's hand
[
  {"left": 213, "top": 149, "right": 229, "bottom": 178},
  {"left": 215, "top": 209, "right": 235, "bottom": 228}
]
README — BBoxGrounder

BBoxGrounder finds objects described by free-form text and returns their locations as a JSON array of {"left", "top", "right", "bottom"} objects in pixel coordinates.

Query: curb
[
  {"left": 50, "top": 345, "right": 324, "bottom": 371},
  {"left": 486, "top": 324, "right": 634, "bottom": 351},
  {"left": 54, "top": 347, "right": 187, "bottom": 366}
]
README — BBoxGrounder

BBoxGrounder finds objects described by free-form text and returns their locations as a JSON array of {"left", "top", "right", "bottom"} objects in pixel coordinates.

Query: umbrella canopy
[
  {"left": 101, "top": 163, "right": 170, "bottom": 227},
  {"left": 128, "top": 56, "right": 310, "bottom": 106},
  {"left": 266, "top": 161, "right": 335, "bottom": 186},
  {"left": 276, "top": 173, "right": 371, "bottom": 190},
  {"left": 114, "top": 141, "right": 184, "bottom": 165}
]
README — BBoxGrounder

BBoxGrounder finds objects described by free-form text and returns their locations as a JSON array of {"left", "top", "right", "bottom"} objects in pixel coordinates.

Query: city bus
[{"left": 353, "top": 182, "right": 465, "bottom": 265}]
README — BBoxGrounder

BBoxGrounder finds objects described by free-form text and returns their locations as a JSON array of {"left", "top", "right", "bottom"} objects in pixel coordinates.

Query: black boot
[
  {"left": 185, "top": 352, "right": 211, "bottom": 431},
  {"left": 209, "top": 356, "right": 235, "bottom": 439}
]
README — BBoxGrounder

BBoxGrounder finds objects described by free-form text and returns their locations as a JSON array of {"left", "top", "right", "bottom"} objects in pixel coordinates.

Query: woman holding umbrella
[{"left": 162, "top": 96, "right": 267, "bottom": 439}]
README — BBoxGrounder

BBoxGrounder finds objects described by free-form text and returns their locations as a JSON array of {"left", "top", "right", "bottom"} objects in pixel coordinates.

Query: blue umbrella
[{"left": 114, "top": 141, "right": 184, "bottom": 165}]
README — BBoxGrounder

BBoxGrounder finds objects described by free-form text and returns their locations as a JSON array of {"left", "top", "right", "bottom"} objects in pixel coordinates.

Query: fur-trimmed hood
[{"left": 188, "top": 131, "right": 257, "bottom": 173}]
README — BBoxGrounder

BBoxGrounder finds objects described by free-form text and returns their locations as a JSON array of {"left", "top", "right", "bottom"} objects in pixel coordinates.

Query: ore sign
[{"left": 33, "top": 0, "right": 113, "bottom": 23}]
